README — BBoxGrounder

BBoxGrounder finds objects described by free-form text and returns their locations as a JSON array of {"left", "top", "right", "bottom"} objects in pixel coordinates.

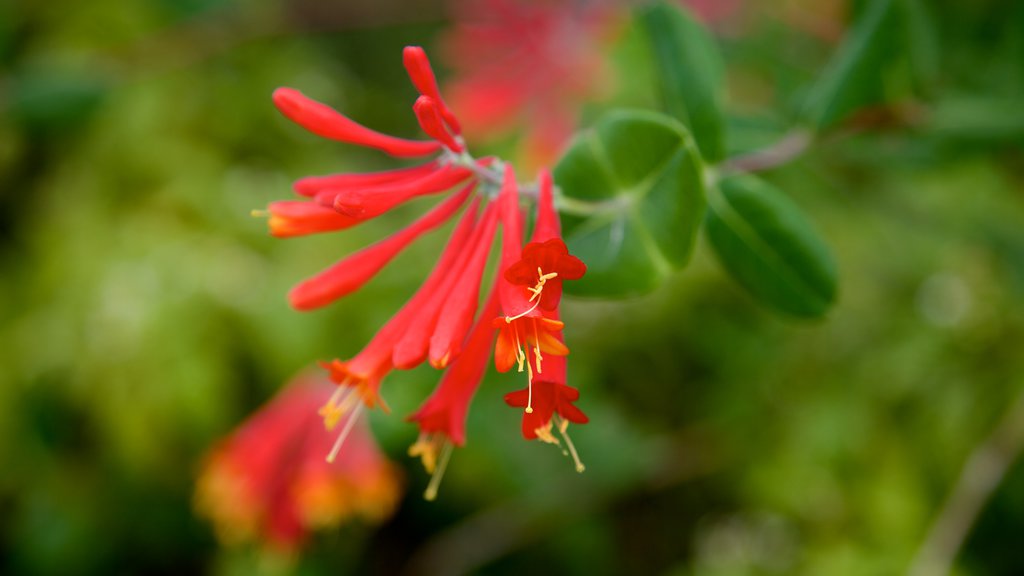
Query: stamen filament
[
  {"left": 325, "top": 402, "right": 364, "bottom": 463},
  {"left": 504, "top": 299, "right": 541, "bottom": 323},
  {"left": 526, "top": 368, "right": 534, "bottom": 414},
  {"left": 556, "top": 415, "right": 586, "bottom": 473},
  {"left": 532, "top": 318, "right": 543, "bottom": 375},
  {"left": 423, "top": 440, "right": 454, "bottom": 501}
]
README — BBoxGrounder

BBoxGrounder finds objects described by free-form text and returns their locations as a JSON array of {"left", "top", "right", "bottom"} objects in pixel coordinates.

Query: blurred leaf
[
  {"left": 705, "top": 174, "right": 837, "bottom": 317},
  {"left": 802, "top": 0, "right": 901, "bottom": 130},
  {"left": 638, "top": 0, "right": 726, "bottom": 162},
  {"left": 901, "top": 0, "right": 941, "bottom": 95},
  {"left": 8, "top": 70, "right": 108, "bottom": 133},
  {"left": 928, "top": 95, "right": 1024, "bottom": 143},
  {"left": 555, "top": 110, "right": 705, "bottom": 297}
]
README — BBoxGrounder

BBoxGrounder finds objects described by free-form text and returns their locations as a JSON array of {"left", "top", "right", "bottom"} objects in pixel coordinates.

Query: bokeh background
[{"left": 2, "top": 0, "right": 1023, "bottom": 574}]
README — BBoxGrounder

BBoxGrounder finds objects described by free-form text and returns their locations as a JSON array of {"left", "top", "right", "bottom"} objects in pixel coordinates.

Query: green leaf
[
  {"left": 705, "top": 174, "right": 837, "bottom": 317},
  {"left": 554, "top": 110, "right": 705, "bottom": 298},
  {"left": 901, "top": 0, "right": 940, "bottom": 95},
  {"left": 802, "top": 0, "right": 901, "bottom": 130},
  {"left": 639, "top": 1, "right": 727, "bottom": 162}
]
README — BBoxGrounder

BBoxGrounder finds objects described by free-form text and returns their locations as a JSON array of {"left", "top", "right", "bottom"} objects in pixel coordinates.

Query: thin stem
[
  {"left": 719, "top": 129, "right": 814, "bottom": 175},
  {"left": 908, "top": 387, "right": 1024, "bottom": 576}
]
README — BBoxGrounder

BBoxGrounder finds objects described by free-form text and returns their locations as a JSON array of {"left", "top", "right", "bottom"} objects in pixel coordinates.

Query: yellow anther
[
  {"left": 527, "top": 267, "right": 558, "bottom": 303},
  {"left": 250, "top": 209, "right": 269, "bottom": 218},
  {"left": 535, "top": 422, "right": 560, "bottom": 445}
]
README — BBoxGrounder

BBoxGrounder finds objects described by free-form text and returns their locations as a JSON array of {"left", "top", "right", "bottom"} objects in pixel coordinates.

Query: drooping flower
[
  {"left": 195, "top": 372, "right": 402, "bottom": 551},
  {"left": 407, "top": 287, "right": 500, "bottom": 500},
  {"left": 504, "top": 349, "right": 589, "bottom": 472},
  {"left": 260, "top": 46, "right": 589, "bottom": 497}
]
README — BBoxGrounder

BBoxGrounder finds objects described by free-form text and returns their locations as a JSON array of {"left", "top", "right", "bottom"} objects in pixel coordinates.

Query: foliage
[{"left": 1, "top": 0, "right": 1023, "bottom": 575}]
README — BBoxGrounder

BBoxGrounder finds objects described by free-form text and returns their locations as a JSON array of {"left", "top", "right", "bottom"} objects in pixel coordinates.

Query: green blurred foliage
[{"left": 1, "top": 0, "right": 1023, "bottom": 575}]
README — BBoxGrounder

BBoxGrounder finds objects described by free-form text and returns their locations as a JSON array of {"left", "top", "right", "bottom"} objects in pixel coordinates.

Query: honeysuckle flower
[
  {"left": 407, "top": 288, "right": 500, "bottom": 500},
  {"left": 441, "top": 0, "right": 620, "bottom": 166},
  {"left": 259, "top": 46, "right": 589, "bottom": 498},
  {"left": 502, "top": 169, "right": 585, "bottom": 311},
  {"left": 503, "top": 307, "right": 588, "bottom": 471},
  {"left": 195, "top": 372, "right": 402, "bottom": 551}
]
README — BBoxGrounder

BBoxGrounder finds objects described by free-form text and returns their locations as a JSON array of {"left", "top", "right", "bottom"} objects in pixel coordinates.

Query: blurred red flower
[
  {"left": 441, "top": 0, "right": 621, "bottom": 167},
  {"left": 194, "top": 372, "right": 402, "bottom": 551}
]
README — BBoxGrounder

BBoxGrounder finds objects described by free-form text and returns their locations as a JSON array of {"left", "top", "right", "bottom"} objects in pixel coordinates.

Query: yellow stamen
[
  {"left": 512, "top": 326, "right": 526, "bottom": 373},
  {"left": 325, "top": 402, "right": 364, "bottom": 463},
  {"left": 527, "top": 268, "right": 559, "bottom": 302},
  {"left": 555, "top": 415, "right": 586, "bottom": 473},
  {"left": 319, "top": 384, "right": 361, "bottom": 431},
  {"left": 504, "top": 299, "right": 541, "bottom": 323},
  {"left": 424, "top": 440, "right": 454, "bottom": 501},
  {"left": 408, "top": 433, "right": 439, "bottom": 473},
  {"left": 532, "top": 318, "right": 543, "bottom": 375},
  {"left": 525, "top": 364, "right": 534, "bottom": 414},
  {"left": 534, "top": 422, "right": 559, "bottom": 445},
  {"left": 250, "top": 209, "right": 269, "bottom": 218}
]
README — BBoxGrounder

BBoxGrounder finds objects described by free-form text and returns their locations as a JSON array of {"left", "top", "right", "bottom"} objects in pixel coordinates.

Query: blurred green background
[{"left": 1, "top": 0, "right": 1023, "bottom": 574}]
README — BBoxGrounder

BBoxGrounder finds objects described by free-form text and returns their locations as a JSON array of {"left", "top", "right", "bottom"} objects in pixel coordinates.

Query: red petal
[
  {"left": 273, "top": 88, "right": 440, "bottom": 157},
  {"left": 413, "top": 96, "right": 463, "bottom": 152},
  {"left": 403, "top": 46, "right": 463, "bottom": 135},
  {"left": 293, "top": 162, "right": 438, "bottom": 197},
  {"left": 267, "top": 201, "right": 357, "bottom": 238},
  {"left": 288, "top": 184, "right": 471, "bottom": 310}
]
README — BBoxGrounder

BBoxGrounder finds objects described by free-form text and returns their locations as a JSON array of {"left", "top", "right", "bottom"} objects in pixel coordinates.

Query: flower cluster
[
  {"left": 195, "top": 372, "right": 402, "bottom": 551},
  {"left": 262, "top": 47, "right": 588, "bottom": 499}
]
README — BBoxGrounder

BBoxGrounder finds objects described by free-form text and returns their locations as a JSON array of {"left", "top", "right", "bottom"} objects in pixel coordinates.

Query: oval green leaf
[
  {"left": 705, "top": 174, "right": 837, "bottom": 317},
  {"left": 639, "top": 0, "right": 727, "bottom": 162},
  {"left": 554, "top": 110, "right": 705, "bottom": 298}
]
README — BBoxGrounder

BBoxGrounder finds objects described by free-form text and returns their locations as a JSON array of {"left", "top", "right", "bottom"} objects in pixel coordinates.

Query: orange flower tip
[{"left": 429, "top": 351, "right": 452, "bottom": 370}]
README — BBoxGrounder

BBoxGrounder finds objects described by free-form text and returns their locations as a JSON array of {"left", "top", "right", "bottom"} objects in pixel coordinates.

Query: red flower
[
  {"left": 441, "top": 0, "right": 621, "bottom": 166},
  {"left": 195, "top": 372, "right": 402, "bottom": 551},
  {"left": 407, "top": 288, "right": 500, "bottom": 500},
  {"left": 504, "top": 354, "right": 589, "bottom": 473},
  {"left": 501, "top": 170, "right": 585, "bottom": 311},
  {"left": 259, "top": 46, "right": 590, "bottom": 497}
]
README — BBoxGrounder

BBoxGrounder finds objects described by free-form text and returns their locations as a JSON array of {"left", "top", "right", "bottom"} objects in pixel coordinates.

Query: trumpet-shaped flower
[
  {"left": 258, "top": 46, "right": 589, "bottom": 498},
  {"left": 195, "top": 372, "right": 402, "bottom": 551}
]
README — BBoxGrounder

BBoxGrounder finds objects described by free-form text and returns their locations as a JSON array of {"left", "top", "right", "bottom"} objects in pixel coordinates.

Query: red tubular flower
[
  {"left": 407, "top": 288, "right": 500, "bottom": 500},
  {"left": 259, "top": 46, "right": 591, "bottom": 496},
  {"left": 503, "top": 311, "right": 588, "bottom": 472},
  {"left": 328, "top": 164, "right": 473, "bottom": 217},
  {"left": 319, "top": 198, "right": 482, "bottom": 419},
  {"left": 413, "top": 96, "right": 464, "bottom": 153},
  {"left": 403, "top": 45, "right": 462, "bottom": 135},
  {"left": 492, "top": 166, "right": 569, "bottom": 380},
  {"left": 264, "top": 200, "right": 358, "bottom": 238},
  {"left": 195, "top": 372, "right": 402, "bottom": 551},
  {"left": 273, "top": 87, "right": 440, "bottom": 157},
  {"left": 289, "top": 182, "right": 473, "bottom": 311},
  {"left": 293, "top": 161, "right": 439, "bottom": 198},
  {"left": 502, "top": 169, "right": 586, "bottom": 310},
  {"left": 393, "top": 200, "right": 499, "bottom": 370}
]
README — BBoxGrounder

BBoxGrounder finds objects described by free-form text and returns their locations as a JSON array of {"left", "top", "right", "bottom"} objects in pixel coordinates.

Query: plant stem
[
  {"left": 908, "top": 387, "right": 1024, "bottom": 576},
  {"left": 719, "top": 129, "right": 814, "bottom": 175}
]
